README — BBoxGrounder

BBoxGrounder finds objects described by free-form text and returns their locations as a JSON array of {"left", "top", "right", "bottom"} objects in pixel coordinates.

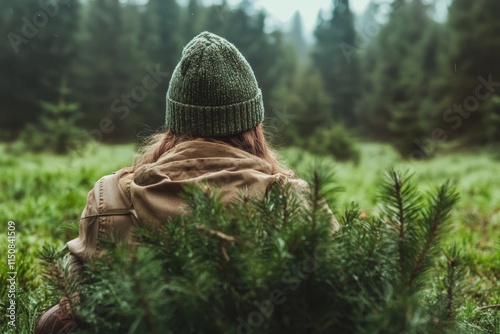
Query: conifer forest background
[{"left": 1, "top": 0, "right": 500, "bottom": 333}]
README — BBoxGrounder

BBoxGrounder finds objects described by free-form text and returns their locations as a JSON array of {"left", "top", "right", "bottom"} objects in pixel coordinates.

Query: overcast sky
[
  {"left": 197, "top": 0, "right": 370, "bottom": 38},
  {"left": 193, "top": 0, "right": 450, "bottom": 41},
  {"left": 233, "top": 0, "right": 371, "bottom": 36},
  {"left": 194, "top": 0, "right": 450, "bottom": 40}
]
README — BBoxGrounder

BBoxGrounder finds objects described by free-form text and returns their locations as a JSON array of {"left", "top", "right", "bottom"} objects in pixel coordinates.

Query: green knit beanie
[{"left": 166, "top": 31, "right": 264, "bottom": 137}]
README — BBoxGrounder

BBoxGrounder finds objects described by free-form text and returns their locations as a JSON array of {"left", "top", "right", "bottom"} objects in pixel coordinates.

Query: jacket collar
[{"left": 134, "top": 140, "right": 274, "bottom": 186}]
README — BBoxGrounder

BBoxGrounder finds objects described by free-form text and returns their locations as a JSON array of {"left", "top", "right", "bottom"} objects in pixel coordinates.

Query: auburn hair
[{"left": 130, "top": 124, "right": 293, "bottom": 176}]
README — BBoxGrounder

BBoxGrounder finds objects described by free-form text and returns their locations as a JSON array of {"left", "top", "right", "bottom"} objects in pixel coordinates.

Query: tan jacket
[{"left": 67, "top": 141, "right": 338, "bottom": 262}]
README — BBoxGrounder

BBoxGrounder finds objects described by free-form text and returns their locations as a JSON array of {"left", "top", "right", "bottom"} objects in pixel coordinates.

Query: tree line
[{"left": 1, "top": 0, "right": 499, "bottom": 158}]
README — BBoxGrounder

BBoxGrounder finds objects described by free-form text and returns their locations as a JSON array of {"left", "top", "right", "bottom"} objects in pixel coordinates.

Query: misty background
[{"left": 1, "top": 0, "right": 499, "bottom": 160}]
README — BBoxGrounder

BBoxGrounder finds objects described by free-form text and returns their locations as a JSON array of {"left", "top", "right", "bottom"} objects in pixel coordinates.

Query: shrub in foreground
[{"left": 39, "top": 168, "right": 493, "bottom": 333}]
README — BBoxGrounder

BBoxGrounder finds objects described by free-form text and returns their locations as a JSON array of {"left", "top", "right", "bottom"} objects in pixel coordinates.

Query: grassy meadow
[{"left": 1, "top": 142, "right": 499, "bottom": 332}]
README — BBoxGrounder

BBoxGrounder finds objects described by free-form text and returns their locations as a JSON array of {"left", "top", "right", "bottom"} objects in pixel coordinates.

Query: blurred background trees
[{"left": 1, "top": 0, "right": 499, "bottom": 159}]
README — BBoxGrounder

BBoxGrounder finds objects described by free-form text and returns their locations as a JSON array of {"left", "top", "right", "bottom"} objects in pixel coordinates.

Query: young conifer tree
[
  {"left": 39, "top": 167, "right": 490, "bottom": 333},
  {"left": 18, "top": 81, "right": 87, "bottom": 154}
]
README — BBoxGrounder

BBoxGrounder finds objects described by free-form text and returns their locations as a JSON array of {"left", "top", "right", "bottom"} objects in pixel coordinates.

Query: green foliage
[
  {"left": 356, "top": 0, "right": 442, "bottom": 151},
  {"left": 441, "top": 0, "right": 500, "bottom": 143},
  {"left": 378, "top": 169, "right": 459, "bottom": 290},
  {"left": 307, "top": 125, "right": 361, "bottom": 163},
  {"left": 135, "top": 0, "right": 182, "bottom": 129},
  {"left": 35, "top": 167, "right": 495, "bottom": 333},
  {"left": 72, "top": 0, "right": 143, "bottom": 134},
  {"left": 270, "top": 67, "right": 361, "bottom": 162},
  {"left": 313, "top": 0, "right": 360, "bottom": 126},
  {"left": 0, "top": 0, "right": 81, "bottom": 135},
  {"left": 388, "top": 19, "right": 445, "bottom": 158},
  {"left": 16, "top": 84, "right": 88, "bottom": 154},
  {"left": 270, "top": 68, "right": 331, "bottom": 143},
  {"left": 0, "top": 144, "right": 132, "bottom": 332},
  {"left": 354, "top": 0, "right": 500, "bottom": 152}
]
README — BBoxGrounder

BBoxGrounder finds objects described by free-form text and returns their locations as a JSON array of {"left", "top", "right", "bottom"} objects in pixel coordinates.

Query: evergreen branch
[
  {"left": 393, "top": 171, "right": 406, "bottom": 275},
  {"left": 379, "top": 169, "right": 428, "bottom": 287},
  {"left": 37, "top": 246, "right": 75, "bottom": 302},
  {"left": 340, "top": 201, "right": 361, "bottom": 226},
  {"left": 408, "top": 181, "right": 458, "bottom": 288},
  {"left": 37, "top": 246, "right": 81, "bottom": 324},
  {"left": 303, "top": 162, "right": 342, "bottom": 249},
  {"left": 379, "top": 169, "right": 417, "bottom": 275}
]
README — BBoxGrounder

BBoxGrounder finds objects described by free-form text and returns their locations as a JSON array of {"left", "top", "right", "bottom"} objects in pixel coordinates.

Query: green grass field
[{"left": 1, "top": 142, "right": 499, "bottom": 332}]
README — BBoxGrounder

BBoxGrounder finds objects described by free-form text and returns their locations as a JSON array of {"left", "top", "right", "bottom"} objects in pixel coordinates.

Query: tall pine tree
[
  {"left": 182, "top": 0, "right": 204, "bottom": 42},
  {"left": 72, "top": 0, "right": 137, "bottom": 136},
  {"left": 136, "top": 0, "right": 182, "bottom": 131},
  {"left": 441, "top": 0, "right": 500, "bottom": 143},
  {"left": 386, "top": 0, "right": 443, "bottom": 156},
  {"left": 356, "top": 0, "right": 442, "bottom": 157},
  {"left": 312, "top": 0, "right": 360, "bottom": 127},
  {"left": 288, "top": 11, "right": 308, "bottom": 58}
]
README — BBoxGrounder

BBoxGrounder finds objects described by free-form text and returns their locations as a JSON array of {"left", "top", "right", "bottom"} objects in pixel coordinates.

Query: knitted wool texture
[{"left": 166, "top": 32, "right": 264, "bottom": 137}]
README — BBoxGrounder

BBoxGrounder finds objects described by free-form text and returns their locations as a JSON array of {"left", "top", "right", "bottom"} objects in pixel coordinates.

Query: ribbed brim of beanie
[{"left": 166, "top": 31, "right": 264, "bottom": 137}]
